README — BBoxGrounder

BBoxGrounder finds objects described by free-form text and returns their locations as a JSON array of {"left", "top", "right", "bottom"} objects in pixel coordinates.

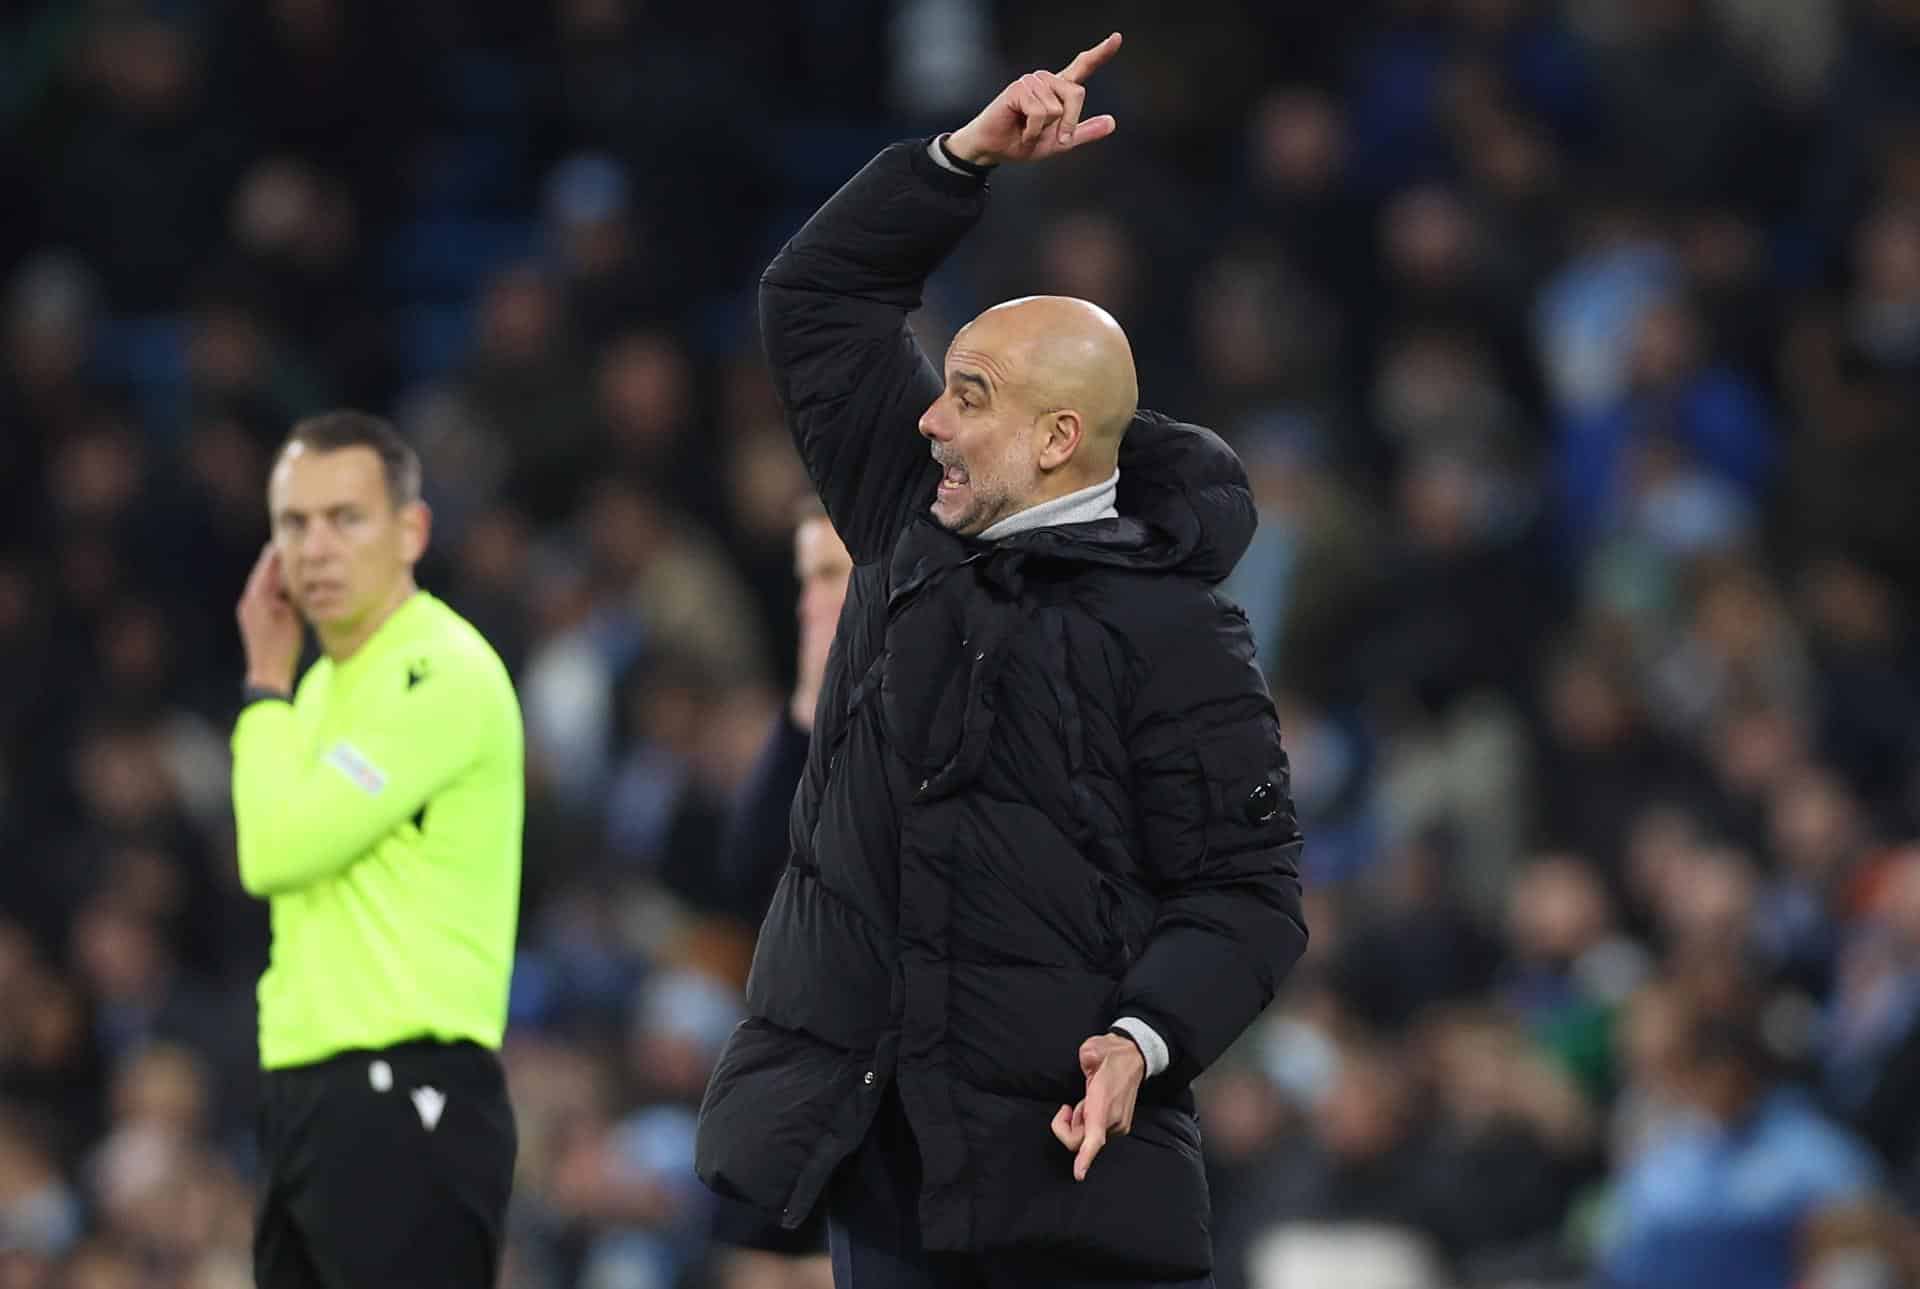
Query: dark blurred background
[{"left": 8, "top": 0, "right": 1920, "bottom": 1286}]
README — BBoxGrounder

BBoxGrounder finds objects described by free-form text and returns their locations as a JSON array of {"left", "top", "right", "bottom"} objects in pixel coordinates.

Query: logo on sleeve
[
  {"left": 324, "top": 740, "right": 387, "bottom": 795},
  {"left": 411, "top": 1085, "right": 446, "bottom": 1132},
  {"left": 1244, "top": 781, "right": 1278, "bottom": 824},
  {"left": 406, "top": 657, "right": 431, "bottom": 690}
]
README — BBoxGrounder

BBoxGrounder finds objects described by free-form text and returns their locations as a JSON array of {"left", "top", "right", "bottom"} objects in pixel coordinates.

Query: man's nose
[
  {"left": 918, "top": 402, "right": 946, "bottom": 441},
  {"left": 299, "top": 524, "right": 341, "bottom": 561}
]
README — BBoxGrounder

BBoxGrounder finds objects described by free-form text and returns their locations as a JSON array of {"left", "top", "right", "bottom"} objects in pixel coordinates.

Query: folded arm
[{"left": 231, "top": 662, "right": 486, "bottom": 896}]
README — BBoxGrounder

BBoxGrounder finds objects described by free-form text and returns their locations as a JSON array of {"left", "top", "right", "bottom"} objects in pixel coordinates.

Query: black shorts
[{"left": 253, "top": 1038, "right": 517, "bottom": 1289}]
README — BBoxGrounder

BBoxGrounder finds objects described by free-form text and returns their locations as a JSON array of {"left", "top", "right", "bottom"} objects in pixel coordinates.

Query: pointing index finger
[
  {"left": 1058, "top": 31, "right": 1122, "bottom": 85},
  {"left": 1074, "top": 1119, "right": 1106, "bottom": 1181}
]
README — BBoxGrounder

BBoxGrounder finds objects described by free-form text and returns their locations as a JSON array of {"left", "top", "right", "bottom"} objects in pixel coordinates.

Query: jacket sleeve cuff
[
  {"left": 1110, "top": 1017, "right": 1170, "bottom": 1078},
  {"left": 911, "top": 134, "right": 991, "bottom": 193},
  {"left": 928, "top": 133, "right": 993, "bottom": 178},
  {"left": 242, "top": 683, "right": 292, "bottom": 709}
]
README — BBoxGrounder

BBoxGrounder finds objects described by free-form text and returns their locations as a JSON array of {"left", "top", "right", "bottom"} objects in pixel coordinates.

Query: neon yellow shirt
[{"left": 231, "top": 590, "right": 524, "bottom": 1070}]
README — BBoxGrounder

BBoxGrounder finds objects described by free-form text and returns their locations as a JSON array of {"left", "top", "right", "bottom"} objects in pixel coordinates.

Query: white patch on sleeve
[{"left": 324, "top": 740, "right": 388, "bottom": 795}]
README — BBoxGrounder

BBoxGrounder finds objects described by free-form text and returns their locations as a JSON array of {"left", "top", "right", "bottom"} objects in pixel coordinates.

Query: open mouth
[{"left": 936, "top": 462, "right": 969, "bottom": 495}]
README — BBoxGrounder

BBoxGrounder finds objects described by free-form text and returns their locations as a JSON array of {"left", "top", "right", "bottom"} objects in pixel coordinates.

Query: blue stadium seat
[
  {"left": 91, "top": 315, "right": 187, "bottom": 394},
  {"left": 688, "top": 289, "right": 756, "bottom": 359},
  {"left": 398, "top": 303, "right": 474, "bottom": 382},
  {"left": 88, "top": 315, "right": 189, "bottom": 442},
  {"left": 767, "top": 120, "right": 905, "bottom": 199},
  {"left": 379, "top": 216, "right": 543, "bottom": 301},
  {"left": 414, "top": 132, "right": 530, "bottom": 216},
  {"left": 437, "top": 51, "right": 531, "bottom": 125}
]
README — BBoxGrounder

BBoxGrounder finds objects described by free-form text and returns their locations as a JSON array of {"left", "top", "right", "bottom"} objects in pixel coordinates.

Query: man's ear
[
  {"left": 1036, "top": 410, "right": 1084, "bottom": 471},
  {"left": 399, "top": 501, "right": 432, "bottom": 564}
]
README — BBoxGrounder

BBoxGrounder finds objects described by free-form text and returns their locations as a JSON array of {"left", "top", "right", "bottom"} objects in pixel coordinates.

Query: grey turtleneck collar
[{"left": 977, "top": 470, "right": 1120, "bottom": 541}]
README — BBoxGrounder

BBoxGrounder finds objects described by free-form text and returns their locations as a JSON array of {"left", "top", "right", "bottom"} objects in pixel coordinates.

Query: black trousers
[
  {"left": 713, "top": 1191, "right": 830, "bottom": 1255},
  {"left": 253, "top": 1039, "right": 517, "bottom": 1289},
  {"left": 826, "top": 1088, "right": 1214, "bottom": 1289}
]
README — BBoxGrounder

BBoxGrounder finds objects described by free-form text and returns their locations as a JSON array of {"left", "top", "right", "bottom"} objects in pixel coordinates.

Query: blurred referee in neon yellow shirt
[{"left": 230, "top": 410, "right": 524, "bottom": 1288}]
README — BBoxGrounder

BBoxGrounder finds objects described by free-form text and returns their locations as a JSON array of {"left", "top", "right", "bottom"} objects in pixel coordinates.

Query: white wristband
[
  {"left": 1111, "top": 1017, "right": 1169, "bottom": 1078},
  {"left": 928, "top": 135, "right": 971, "bottom": 175}
]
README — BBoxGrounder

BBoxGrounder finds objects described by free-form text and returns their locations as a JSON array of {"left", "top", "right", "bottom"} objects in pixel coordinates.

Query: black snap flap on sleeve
[
  {"left": 1245, "top": 780, "right": 1278, "bottom": 824},
  {"left": 1195, "top": 727, "right": 1293, "bottom": 843}
]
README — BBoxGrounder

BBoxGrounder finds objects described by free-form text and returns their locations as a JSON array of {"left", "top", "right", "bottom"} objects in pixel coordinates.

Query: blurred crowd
[{"left": 7, "top": 0, "right": 1920, "bottom": 1286}]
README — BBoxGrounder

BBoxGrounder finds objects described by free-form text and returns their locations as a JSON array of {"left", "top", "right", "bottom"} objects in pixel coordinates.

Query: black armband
[{"left": 935, "top": 133, "right": 994, "bottom": 178}]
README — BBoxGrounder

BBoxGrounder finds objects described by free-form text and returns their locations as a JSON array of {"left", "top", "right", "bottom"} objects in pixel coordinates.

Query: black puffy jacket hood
[{"left": 990, "top": 410, "right": 1257, "bottom": 585}]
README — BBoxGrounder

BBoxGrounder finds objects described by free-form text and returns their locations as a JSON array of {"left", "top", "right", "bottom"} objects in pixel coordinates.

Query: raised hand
[
  {"left": 945, "top": 32, "right": 1122, "bottom": 168},
  {"left": 237, "top": 542, "right": 303, "bottom": 694}
]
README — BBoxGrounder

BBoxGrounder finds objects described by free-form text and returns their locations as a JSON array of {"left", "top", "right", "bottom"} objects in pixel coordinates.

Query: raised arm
[
  {"left": 761, "top": 32, "right": 1123, "bottom": 564},
  {"left": 759, "top": 145, "right": 979, "bottom": 564}
]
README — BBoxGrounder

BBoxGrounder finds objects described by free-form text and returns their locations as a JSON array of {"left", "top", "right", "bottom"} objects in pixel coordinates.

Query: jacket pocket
[{"left": 694, "top": 1018, "right": 853, "bottom": 1213}]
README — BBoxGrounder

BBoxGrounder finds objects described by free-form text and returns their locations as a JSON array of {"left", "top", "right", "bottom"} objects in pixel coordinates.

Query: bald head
[
  {"left": 957, "top": 295, "right": 1138, "bottom": 467},
  {"left": 919, "top": 294, "right": 1140, "bottom": 535}
]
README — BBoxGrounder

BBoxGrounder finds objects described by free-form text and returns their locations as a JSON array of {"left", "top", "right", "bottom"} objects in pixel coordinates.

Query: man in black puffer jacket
[{"left": 696, "top": 32, "right": 1308, "bottom": 1288}]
